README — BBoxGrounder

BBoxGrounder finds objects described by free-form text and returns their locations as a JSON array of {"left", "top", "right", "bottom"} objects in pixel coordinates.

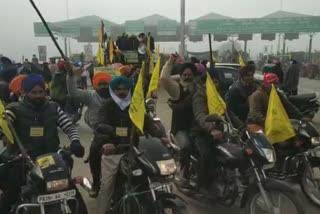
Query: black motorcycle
[
  {"left": 82, "top": 136, "right": 187, "bottom": 214},
  {"left": 267, "top": 119, "right": 320, "bottom": 207},
  {"left": 0, "top": 148, "right": 87, "bottom": 214},
  {"left": 177, "top": 115, "right": 305, "bottom": 214},
  {"left": 288, "top": 93, "right": 320, "bottom": 120}
]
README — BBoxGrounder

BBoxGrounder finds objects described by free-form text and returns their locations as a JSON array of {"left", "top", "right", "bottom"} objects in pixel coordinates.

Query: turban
[
  {"left": 195, "top": 63, "right": 206, "bottom": 74},
  {"left": 119, "top": 66, "right": 131, "bottom": 77},
  {"left": 9, "top": 75, "right": 27, "bottom": 95},
  {"left": 22, "top": 74, "right": 45, "bottom": 93},
  {"left": 93, "top": 72, "right": 113, "bottom": 88},
  {"left": 179, "top": 63, "right": 197, "bottom": 76},
  {"left": 263, "top": 73, "right": 279, "bottom": 86},
  {"left": 110, "top": 76, "right": 132, "bottom": 91}
]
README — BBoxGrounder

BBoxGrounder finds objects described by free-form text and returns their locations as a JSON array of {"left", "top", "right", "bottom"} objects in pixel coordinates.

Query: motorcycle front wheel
[
  {"left": 245, "top": 186, "right": 305, "bottom": 214},
  {"left": 300, "top": 165, "right": 320, "bottom": 207}
]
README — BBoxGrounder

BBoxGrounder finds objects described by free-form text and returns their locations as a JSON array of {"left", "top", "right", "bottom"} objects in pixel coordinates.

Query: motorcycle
[
  {"left": 177, "top": 114, "right": 305, "bottom": 214},
  {"left": 288, "top": 93, "right": 320, "bottom": 120},
  {"left": 81, "top": 136, "right": 187, "bottom": 214},
  {"left": 267, "top": 119, "right": 320, "bottom": 207},
  {"left": 0, "top": 148, "right": 87, "bottom": 214}
]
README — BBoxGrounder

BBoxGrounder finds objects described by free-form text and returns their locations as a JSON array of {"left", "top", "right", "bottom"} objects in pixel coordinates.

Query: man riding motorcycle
[
  {"left": 160, "top": 54, "right": 197, "bottom": 190},
  {"left": 225, "top": 65, "right": 257, "bottom": 122},
  {"left": 0, "top": 74, "right": 85, "bottom": 213},
  {"left": 248, "top": 73, "right": 303, "bottom": 127},
  {"left": 66, "top": 62, "right": 112, "bottom": 197},
  {"left": 95, "top": 76, "right": 165, "bottom": 214},
  {"left": 192, "top": 69, "right": 244, "bottom": 194}
]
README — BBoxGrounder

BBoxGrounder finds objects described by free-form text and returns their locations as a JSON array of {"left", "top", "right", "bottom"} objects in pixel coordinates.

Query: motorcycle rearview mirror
[{"left": 205, "top": 114, "right": 223, "bottom": 123}]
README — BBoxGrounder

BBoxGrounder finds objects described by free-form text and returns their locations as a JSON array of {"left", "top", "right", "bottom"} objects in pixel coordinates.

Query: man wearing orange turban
[
  {"left": 119, "top": 65, "right": 131, "bottom": 77},
  {"left": 66, "top": 63, "right": 113, "bottom": 198},
  {"left": 9, "top": 75, "right": 27, "bottom": 101}
]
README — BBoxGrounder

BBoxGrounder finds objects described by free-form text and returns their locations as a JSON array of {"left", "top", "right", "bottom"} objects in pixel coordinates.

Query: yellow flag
[
  {"left": 155, "top": 44, "right": 160, "bottom": 60},
  {"left": 267, "top": 54, "right": 270, "bottom": 61},
  {"left": 149, "top": 55, "right": 154, "bottom": 74},
  {"left": 147, "top": 58, "right": 160, "bottom": 98},
  {"left": 289, "top": 53, "right": 292, "bottom": 61},
  {"left": 97, "top": 30, "right": 104, "bottom": 65},
  {"left": 0, "top": 100, "right": 14, "bottom": 144},
  {"left": 265, "top": 85, "right": 295, "bottom": 144},
  {"left": 239, "top": 54, "right": 246, "bottom": 67},
  {"left": 206, "top": 73, "right": 226, "bottom": 116},
  {"left": 129, "top": 62, "right": 146, "bottom": 133},
  {"left": 97, "top": 44, "right": 104, "bottom": 65},
  {"left": 109, "top": 39, "right": 114, "bottom": 63},
  {"left": 212, "top": 55, "right": 217, "bottom": 62}
]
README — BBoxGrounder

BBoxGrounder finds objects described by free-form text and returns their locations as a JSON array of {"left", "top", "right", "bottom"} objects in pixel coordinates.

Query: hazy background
[{"left": 1, "top": 0, "right": 320, "bottom": 61}]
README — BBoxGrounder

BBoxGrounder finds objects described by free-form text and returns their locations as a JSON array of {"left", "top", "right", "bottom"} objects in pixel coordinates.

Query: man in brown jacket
[{"left": 249, "top": 73, "right": 303, "bottom": 127}]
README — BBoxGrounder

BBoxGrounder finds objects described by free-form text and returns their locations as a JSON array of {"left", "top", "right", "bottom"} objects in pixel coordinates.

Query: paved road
[{"left": 60, "top": 77, "right": 320, "bottom": 214}]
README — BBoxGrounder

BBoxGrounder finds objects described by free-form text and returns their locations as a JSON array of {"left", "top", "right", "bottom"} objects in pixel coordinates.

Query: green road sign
[
  {"left": 125, "top": 21, "right": 144, "bottom": 34},
  {"left": 34, "top": 23, "right": 57, "bottom": 37},
  {"left": 34, "top": 22, "right": 111, "bottom": 38},
  {"left": 157, "top": 20, "right": 177, "bottom": 35},
  {"left": 195, "top": 17, "right": 320, "bottom": 34}
]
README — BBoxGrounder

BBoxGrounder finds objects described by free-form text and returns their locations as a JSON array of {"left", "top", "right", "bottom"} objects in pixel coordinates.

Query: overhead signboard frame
[{"left": 195, "top": 16, "right": 320, "bottom": 35}]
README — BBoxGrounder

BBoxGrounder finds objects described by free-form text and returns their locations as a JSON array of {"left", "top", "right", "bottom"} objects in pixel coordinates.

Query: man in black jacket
[
  {"left": 225, "top": 65, "right": 257, "bottom": 122},
  {"left": 95, "top": 76, "right": 164, "bottom": 214}
]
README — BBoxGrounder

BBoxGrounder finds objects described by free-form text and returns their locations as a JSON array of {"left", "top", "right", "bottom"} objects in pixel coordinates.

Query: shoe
[{"left": 89, "top": 183, "right": 99, "bottom": 198}]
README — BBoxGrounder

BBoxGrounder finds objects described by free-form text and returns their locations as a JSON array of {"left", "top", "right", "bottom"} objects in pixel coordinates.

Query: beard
[
  {"left": 28, "top": 97, "right": 46, "bottom": 106},
  {"left": 97, "top": 88, "right": 110, "bottom": 99}
]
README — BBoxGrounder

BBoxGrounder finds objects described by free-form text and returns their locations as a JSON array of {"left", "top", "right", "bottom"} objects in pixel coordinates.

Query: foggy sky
[{"left": 1, "top": 0, "right": 320, "bottom": 61}]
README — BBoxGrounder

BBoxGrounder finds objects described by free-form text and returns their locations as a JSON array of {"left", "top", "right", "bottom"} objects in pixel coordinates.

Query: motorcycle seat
[{"left": 289, "top": 93, "right": 317, "bottom": 105}]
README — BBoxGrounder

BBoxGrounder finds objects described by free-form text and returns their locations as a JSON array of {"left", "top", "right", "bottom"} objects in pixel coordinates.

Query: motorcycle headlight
[
  {"left": 47, "top": 179, "right": 69, "bottom": 192},
  {"left": 156, "top": 159, "right": 177, "bottom": 176},
  {"left": 311, "top": 137, "right": 320, "bottom": 147},
  {"left": 262, "top": 148, "right": 276, "bottom": 163}
]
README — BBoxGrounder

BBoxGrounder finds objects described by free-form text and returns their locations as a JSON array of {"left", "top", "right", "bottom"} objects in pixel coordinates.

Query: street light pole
[{"left": 180, "top": 0, "right": 186, "bottom": 59}]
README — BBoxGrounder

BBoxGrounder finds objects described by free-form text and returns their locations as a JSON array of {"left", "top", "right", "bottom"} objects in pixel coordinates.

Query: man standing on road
[
  {"left": 284, "top": 60, "right": 300, "bottom": 96},
  {"left": 160, "top": 53, "right": 197, "bottom": 191},
  {"left": 66, "top": 63, "right": 112, "bottom": 197}
]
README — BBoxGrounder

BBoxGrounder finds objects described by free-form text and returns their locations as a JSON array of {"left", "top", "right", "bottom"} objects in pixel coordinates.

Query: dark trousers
[
  {"left": 81, "top": 76, "right": 87, "bottom": 90},
  {"left": 175, "top": 131, "right": 192, "bottom": 178},
  {"left": 194, "top": 135, "right": 216, "bottom": 188},
  {"left": 89, "top": 139, "right": 103, "bottom": 187}
]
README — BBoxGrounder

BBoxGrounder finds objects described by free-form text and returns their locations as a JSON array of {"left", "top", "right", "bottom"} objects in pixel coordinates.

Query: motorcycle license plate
[{"left": 37, "top": 189, "right": 76, "bottom": 203}]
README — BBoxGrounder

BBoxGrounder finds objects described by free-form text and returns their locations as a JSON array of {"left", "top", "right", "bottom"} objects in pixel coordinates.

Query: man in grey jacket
[{"left": 67, "top": 65, "right": 112, "bottom": 197}]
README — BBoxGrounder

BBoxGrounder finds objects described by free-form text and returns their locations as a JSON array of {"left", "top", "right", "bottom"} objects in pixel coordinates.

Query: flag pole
[
  {"left": 4, "top": 116, "right": 28, "bottom": 157},
  {"left": 29, "top": 0, "right": 65, "bottom": 58},
  {"left": 209, "top": 33, "right": 213, "bottom": 67}
]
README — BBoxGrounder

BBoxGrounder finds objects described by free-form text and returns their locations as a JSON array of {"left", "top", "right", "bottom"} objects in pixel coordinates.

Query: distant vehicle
[{"left": 215, "top": 63, "right": 241, "bottom": 70}]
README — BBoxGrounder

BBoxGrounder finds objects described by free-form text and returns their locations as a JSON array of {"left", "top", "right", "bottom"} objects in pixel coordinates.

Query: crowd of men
[{"left": 0, "top": 51, "right": 304, "bottom": 214}]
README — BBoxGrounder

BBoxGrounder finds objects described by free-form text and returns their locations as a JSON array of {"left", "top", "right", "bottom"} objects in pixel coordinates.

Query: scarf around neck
[{"left": 109, "top": 86, "right": 132, "bottom": 111}]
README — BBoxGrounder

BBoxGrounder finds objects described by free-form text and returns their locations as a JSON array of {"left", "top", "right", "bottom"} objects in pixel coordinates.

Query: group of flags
[
  {"left": 129, "top": 43, "right": 161, "bottom": 133},
  {"left": 97, "top": 21, "right": 114, "bottom": 65}
]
